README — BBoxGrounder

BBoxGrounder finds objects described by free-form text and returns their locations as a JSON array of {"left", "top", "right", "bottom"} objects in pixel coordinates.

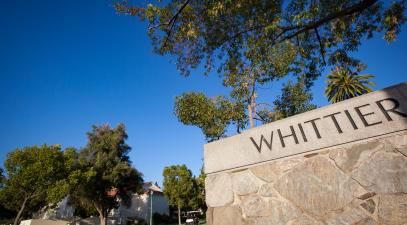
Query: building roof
[{"left": 143, "top": 182, "right": 163, "bottom": 193}]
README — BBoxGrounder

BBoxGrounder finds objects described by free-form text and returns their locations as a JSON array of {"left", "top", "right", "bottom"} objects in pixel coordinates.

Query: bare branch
[
  {"left": 162, "top": 18, "right": 177, "bottom": 48},
  {"left": 217, "top": 24, "right": 297, "bottom": 47},
  {"left": 149, "top": 0, "right": 190, "bottom": 30},
  {"left": 314, "top": 27, "right": 326, "bottom": 65},
  {"left": 254, "top": 112, "right": 267, "bottom": 122},
  {"left": 253, "top": 117, "right": 265, "bottom": 122},
  {"left": 148, "top": 22, "right": 171, "bottom": 30},
  {"left": 278, "top": 0, "right": 378, "bottom": 43},
  {"left": 151, "top": 0, "right": 191, "bottom": 48},
  {"left": 255, "top": 102, "right": 272, "bottom": 108}
]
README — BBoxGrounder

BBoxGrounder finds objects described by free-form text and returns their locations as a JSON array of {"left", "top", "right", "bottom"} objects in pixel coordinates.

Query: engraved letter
[
  {"left": 250, "top": 131, "right": 274, "bottom": 153},
  {"left": 304, "top": 118, "right": 322, "bottom": 139},
  {"left": 344, "top": 109, "right": 358, "bottom": 130},
  {"left": 376, "top": 98, "right": 407, "bottom": 121},
  {"left": 324, "top": 112, "right": 343, "bottom": 133},
  {"left": 298, "top": 123, "right": 307, "bottom": 142},
  {"left": 277, "top": 126, "right": 299, "bottom": 148},
  {"left": 354, "top": 104, "right": 382, "bottom": 127}
]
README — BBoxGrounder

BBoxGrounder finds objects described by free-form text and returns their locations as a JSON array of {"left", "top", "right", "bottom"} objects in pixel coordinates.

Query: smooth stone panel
[
  {"left": 205, "top": 83, "right": 407, "bottom": 174},
  {"left": 212, "top": 206, "right": 243, "bottom": 225},
  {"left": 290, "top": 214, "right": 325, "bottom": 225},
  {"left": 232, "top": 170, "right": 262, "bottom": 195},
  {"left": 329, "top": 140, "right": 383, "bottom": 174},
  {"left": 274, "top": 156, "right": 354, "bottom": 216},
  {"left": 250, "top": 158, "right": 302, "bottom": 182},
  {"left": 241, "top": 195, "right": 270, "bottom": 217},
  {"left": 325, "top": 207, "right": 374, "bottom": 225},
  {"left": 242, "top": 198, "right": 301, "bottom": 225},
  {"left": 258, "top": 183, "right": 275, "bottom": 197},
  {"left": 205, "top": 173, "right": 234, "bottom": 207},
  {"left": 378, "top": 194, "right": 407, "bottom": 225},
  {"left": 351, "top": 151, "right": 407, "bottom": 193},
  {"left": 267, "top": 199, "right": 301, "bottom": 225}
]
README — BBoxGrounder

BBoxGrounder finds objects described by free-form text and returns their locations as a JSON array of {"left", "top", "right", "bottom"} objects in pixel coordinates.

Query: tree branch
[
  {"left": 149, "top": 0, "right": 190, "bottom": 30},
  {"left": 162, "top": 18, "right": 177, "bottom": 48},
  {"left": 253, "top": 117, "right": 265, "bottom": 122},
  {"left": 152, "top": 0, "right": 191, "bottom": 48},
  {"left": 278, "top": 0, "right": 378, "bottom": 43},
  {"left": 314, "top": 27, "right": 326, "bottom": 65},
  {"left": 254, "top": 102, "right": 272, "bottom": 108},
  {"left": 217, "top": 0, "right": 378, "bottom": 47},
  {"left": 254, "top": 112, "right": 268, "bottom": 123},
  {"left": 148, "top": 22, "right": 171, "bottom": 30},
  {"left": 217, "top": 24, "right": 297, "bottom": 47},
  {"left": 217, "top": 25, "right": 270, "bottom": 46}
]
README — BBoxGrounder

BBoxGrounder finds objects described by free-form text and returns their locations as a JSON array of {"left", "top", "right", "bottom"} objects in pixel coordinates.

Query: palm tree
[{"left": 325, "top": 67, "right": 375, "bottom": 103}]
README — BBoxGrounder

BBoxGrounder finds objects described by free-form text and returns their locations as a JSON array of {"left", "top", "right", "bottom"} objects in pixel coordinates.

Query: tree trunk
[
  {"left": 100, "top": 215, "right": 106, "bottom": 225},
  {"left": 248, "top": 102, "right": 254, "bottom": 128},
  {"left": 96, "top": 206, "right": 107, "bottom": 225},
  {"left": 13, "top": 196, "right": 28, "bottom": 225},
  {"left": 178, "top": 205, "right": 181, "bottom": 225},
  {"left": 248, "top": 93, "right": 256, "bottom": 128}
]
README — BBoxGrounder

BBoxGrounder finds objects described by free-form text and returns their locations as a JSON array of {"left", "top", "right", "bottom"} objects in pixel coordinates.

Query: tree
[
  {"left": 162, "top": 165, "right": 196, "bottom": 225},
  {"left": 0, "top": 168, "right": 16, "bottom": 223},
  {"left": 116, "top": 0, "right": 406, "bottom": 141},
  {"left": 55, "top": 147, "right": 99, "bottom": 218},
  {"left": 0, "top": 168, "right": 4, "bottom": 188},
  {"left": 193, "top": 167, "right": 206, "bottom": 212},
  {"left": 325, "top": 66, "right": 375, "bottom": 103},
  {"left": 70, "top": 124, "right": 143, "bottom": 225},
  {"left": 174, "top": 92, "right": 246, "bottom": 141},
  {"left": 273, "top": 80, "right": 317, "bottom": 119},
  {"left": 256, "top": 80, "right": 317, "bottom": 123},
  {"left": 0, "top": 145, "right": 70, "bottom": 225}
]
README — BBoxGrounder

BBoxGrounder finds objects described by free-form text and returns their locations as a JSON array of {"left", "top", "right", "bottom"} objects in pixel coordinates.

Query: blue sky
[{"left": 0, "top": 0, "right": 406, "bottom": 185}]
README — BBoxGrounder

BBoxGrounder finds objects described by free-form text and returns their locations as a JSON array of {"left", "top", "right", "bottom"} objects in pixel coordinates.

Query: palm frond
[{"left": 325, "top": 67, "right": 375, "bottom": 103}]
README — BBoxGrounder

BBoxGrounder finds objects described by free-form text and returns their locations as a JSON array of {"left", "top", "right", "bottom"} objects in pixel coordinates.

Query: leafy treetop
[
  {"left": 70, "top": 124, "right": 143, "bottom": 225},
  {"left": 116, "top": 0, "right": 406, "bottom": 141},
  {"left": 0, "top": 145, "right": 72, "bottom": 225},
  {"left": 162, "top": 164, "right": 196, "bottom": 225},
  {"left": 325, "top": 66, "right": 375, "bottom": 103},
  {"left": 174, "top": 92, "right": 246, "bottom": 141}
]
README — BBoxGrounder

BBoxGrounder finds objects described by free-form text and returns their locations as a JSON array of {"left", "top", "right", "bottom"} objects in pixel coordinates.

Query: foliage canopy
[
  {"left": 117, "top": 0, "right": 406, "bottom": 141},
  {"left": 175, "top": 92, "right": 246, "bottom": 141},
  {"left": 0, "top": 145, "right": 73, "bottom": 225},
  {"left": 70, "top": 124, "right": 143, "bottom": 225},
  {"left": 162, "top": 164, "right": 196, "bottom": 225}
]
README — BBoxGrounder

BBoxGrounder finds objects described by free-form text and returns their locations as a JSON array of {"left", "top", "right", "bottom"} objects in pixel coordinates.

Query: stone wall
[
  {"left": 204, "top": 83, "right": 407, "bottom": 225},
  {"left": 205, "top": 132, "right": 407, "bottom": 225}
]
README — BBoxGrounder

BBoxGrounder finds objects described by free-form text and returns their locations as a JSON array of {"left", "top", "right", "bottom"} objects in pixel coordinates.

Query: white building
[
  {"left": 36, "top": 182, "right": 169, "bottom": 225},
  {"left": 41, "top": 196, "right": 75, "bottom": 220},
  {"left": 115, "top": 182, "right": 170, "bottom": 224}
]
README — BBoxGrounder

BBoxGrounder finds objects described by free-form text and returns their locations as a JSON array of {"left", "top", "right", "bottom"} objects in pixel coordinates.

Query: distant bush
[{"left": 0, "top": 218, "right": 14, "bottom": 225}]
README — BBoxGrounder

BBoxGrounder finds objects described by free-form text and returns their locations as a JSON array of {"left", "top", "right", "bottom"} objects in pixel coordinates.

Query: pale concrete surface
[
  {"left": 205, "top": 82, "right": 407, "bottom": 174},
  {"left": 204, "top": 83, "right": 407, "bottom": 225}
]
